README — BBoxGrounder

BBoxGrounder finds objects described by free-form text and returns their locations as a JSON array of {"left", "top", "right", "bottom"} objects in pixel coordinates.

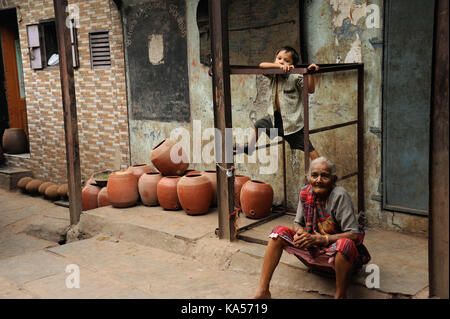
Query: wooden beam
[
  {"left": 208, "top": 0, "right": 236, "bottom": 241},
  {"left": 53, "top": 0, "right": 82, "bottom": 225}
]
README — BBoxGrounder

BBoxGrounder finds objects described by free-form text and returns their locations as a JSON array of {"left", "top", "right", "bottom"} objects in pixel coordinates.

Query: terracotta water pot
[
  {"left": 234, "top": 175, "right": 250, "bottom": 208},
  {"left": 57, "top": 184, "right": 69, "bottom": 198},
  {"left": 97, "top": 187, "right": 111, "bottom": 207},
  {"left": 82, "top": 182, "right": 101, "bottom": 211},
  {"left": 184, "top": 169, "right": 201, "bottom": 176},
  {"left": 138, "top": 172, "right": 162, "bottom": 206},
  {"left": 202, "top": 170, "right": 217, "bottom": 207},
  {"left": 39, "top": 182, "right": 56, "bottom": 195},
  {"left": 45, "top": 185, "right": 60, "bottom": 200},
  {"left": 177, "top": 174, "right": 212, "bottom": 215},
  {"left": 157, "top": 176, "right": 181, "bottom": 210},
  {"left": 25, "top": 179, "right": 43, "bottom": 194},
  {"left": 17, "top": 177, "right": 33, "bottom": 191},
  {"left": 2, "top": 128, "right": 28, "bottom": 154},
  {"left": 150, "top": 139, "right": 189, "bottom": 176},
  {"left": 107, "top": 170, "right": 138, "bottom": 208},
  {"left": 240, "top": 180, "right": 274, "bottom": 219},
  {"left": 127, "top": 164, "right": 154, "bottom": 181}
]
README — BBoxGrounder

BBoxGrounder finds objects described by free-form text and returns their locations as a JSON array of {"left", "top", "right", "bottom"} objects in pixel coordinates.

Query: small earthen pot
[
  {"left": 45, "top": 185, "right": 60, "bottom": 200},
  {"left": 240, "top": 180, "right": 274, "bottom": 219},
  {"left": 150, "top": 139, "right": 189, "bottom": 176},
  {"left": 2, "top": 128, "right": 28, "bottom": 154},
  {"left": 138, "top": 172, "right": 162, "bottom": 206},
  {"left": 82, "top": 182, "right": 101, "bottom": 211},
  {"left": 127, "top": 164, "right": 154, "bottom": 181},
  {"left": 17, "top": 177, "right": 33, "bottom": 191},
  {"left": 57, "top": 184, "right": 69, "bottom": 199},
  {"left": 183, "top": 169, "right": 201, "bottom": 176},
  {"left": 107, "top": 170, "right": 138, "bottom": 208},
  {"left": 97, "top": 187, "right": 111, "bottom": 207},
  {"left": 234, "top": 175, "right": 250, "bottom": 208},
  {"left": 177, "top": 174, "right": 212, "bottom": 215},
  {"left": 202, "top": 170, "right": 217, "bottom": 207},
  {"left": 25, "top": 179, "right": 43, "bottom": 194},
  {"left": 39, "top": 182, "right": 56, "bottom": 195},
  {"left": 157, "top": 176, "right": 181, "bottom": 210}
]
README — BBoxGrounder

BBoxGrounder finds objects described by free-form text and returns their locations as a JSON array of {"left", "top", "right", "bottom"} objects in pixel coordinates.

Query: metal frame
[{"left": 209, "top": 0, "right": 364, "bottom": 242}]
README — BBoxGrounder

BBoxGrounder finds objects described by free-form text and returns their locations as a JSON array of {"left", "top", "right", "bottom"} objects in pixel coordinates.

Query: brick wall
[{"left": 3, "top": 0, "right": 130, "bottom": 184}]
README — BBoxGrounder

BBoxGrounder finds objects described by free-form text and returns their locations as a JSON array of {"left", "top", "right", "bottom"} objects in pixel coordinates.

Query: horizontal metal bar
[
  {"left": 237, "top": 209, "right": 286, "bottom": 234},
  {"left": 309, "top": 120, "right": 358, "bottom": 134},
  {"left": 383, "top": 204, "right": 429, "bottom": 217},
  {"left": 337, "top": 172, "right": 358, "bottom": 182},
  {"left": 233, "top": 140, "right": 283, "bottom": 155},
  {"left": 236, "top": 234, "right": 268, "bottom": 246},
  {"left": 229, "top": 63, "right": 362, "bottom": 75}
]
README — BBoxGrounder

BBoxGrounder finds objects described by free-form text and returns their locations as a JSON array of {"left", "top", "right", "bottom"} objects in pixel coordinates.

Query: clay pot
[
  {"left": 25, "top": 179, "right": 43, "bottom": 194},
  {"left": 234, "top": 175, "right": 250, "bottom": 208},
  {"left": 202, "top": 170, "right": 217, "bottom": 207},
  {"left": 39, "top": 182, "right": 56, "bottom": 195},
  {"left": 138, "top": 172, "right": 162, "bottom": 206},
  {"left": 177, "top": 174, "right": 212, "bottom": 215},
  {"left": 57, "top": 184, "right": 69, "bottom": 198},
  {"left": 17, "top": 177, "right": 33, "bottom": 190},
  {"left": 184, "top": 169, "right": 201, "bottom": 176},
  {"left": 157, "top": 176, "right": 181, "bottom": 210},
  {"left": 97, "top": 187, "right": 111, "bottom": 207},
  {"left": 45, "top": 185, "right": 60, "bottom": 200},
  {"left": 127, "top": 164, "right": 154, "bottom": 181},
  {"left": 150, "top": 139, "right": 189, "bottom": 176},
  {"left": 2, "top": 128, "right": 28, "bottom": 154},
  {"left": 240, "top": 180, "right": 274, "bottom": 219},
  {"left": 82, "top": 182, "right": 101, "bottom": 211},
  {"left": 107, "top": 170, "right": 138, "bottom": 208}
]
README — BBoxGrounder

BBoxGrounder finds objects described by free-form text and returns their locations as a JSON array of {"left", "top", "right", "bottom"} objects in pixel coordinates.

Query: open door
[{"left": 0, "top": 8, "right": 28, "bottom": 141}]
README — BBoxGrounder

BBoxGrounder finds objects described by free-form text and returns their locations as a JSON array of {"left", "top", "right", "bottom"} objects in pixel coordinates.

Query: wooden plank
[
  {"left": 53, "top": 0, "right": 82, "bottom": 225},
  {"left": 209, "top": 0, "right": 236, "bottom": 241},
  {"left": 357, "top": 65, "right": 364, "bottom": 214}
]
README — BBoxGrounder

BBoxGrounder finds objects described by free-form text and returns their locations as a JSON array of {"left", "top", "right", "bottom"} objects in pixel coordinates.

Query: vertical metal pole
[
  {"left": 209, "top": 0, "right": 236, "bottom": 241},
  {"left": 357, "top": 64, "right": 365, "bottom": 214},
  {"left": 282, "top": 139, "right": 287, "bottom": 210},
  {"left": 54, "top": 0, "right": 82, "bottom": 225},
  {"left": 303, "top": 73, "right": 310, "bottom": 180}
]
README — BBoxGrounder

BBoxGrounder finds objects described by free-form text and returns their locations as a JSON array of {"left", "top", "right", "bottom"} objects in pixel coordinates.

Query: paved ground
[{"left": 0, "top": 188, "right": 429, "bottom": 299}]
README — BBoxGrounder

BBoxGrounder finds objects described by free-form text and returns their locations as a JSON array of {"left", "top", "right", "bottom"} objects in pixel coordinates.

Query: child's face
[{"left": 274, "top": 50, "right": 294, "bottom": 66}]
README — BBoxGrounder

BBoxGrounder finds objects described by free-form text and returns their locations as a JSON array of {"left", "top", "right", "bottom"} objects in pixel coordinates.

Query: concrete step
[
  {"left": 0, "top": 167, "right": 33, "bottom": 190},
  {"left": 77, "top": 205, "right": 428, "bottom": 299}
]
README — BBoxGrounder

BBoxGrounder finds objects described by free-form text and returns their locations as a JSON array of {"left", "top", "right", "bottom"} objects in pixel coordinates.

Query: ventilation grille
[{"left": 89, "top": 31, "right": 111, "bottom": 69}]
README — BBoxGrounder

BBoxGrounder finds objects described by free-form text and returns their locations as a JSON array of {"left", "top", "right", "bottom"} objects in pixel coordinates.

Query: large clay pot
[
  {"left": 17, "top": 177, "right": 33, "bottom": 191},
  {"left": 234, "top": 175, "right": 250, "bottom": 208},
  {"left": 39, "top": 182, "right": 56, "bottom": 195},
  {"left": 107, "top": 170, "right": 138, "bottom": 208},
  {"left": 138, "top": 172, "right": 162, "bottom": 206},
  {"left": 97, "top": 187, "right": 111, "bottom": 207},
  {"left": 240, "top": 180, "right": 274, "bottom": 219},
  {"left": 177, "top": 174, "right": 212, "bottom": 215},
  {"left": 150, "top": 139, "right": 189, "bottom": 176},
  {"left": 157, "top": 176, "right": 181, "bottom": 210},
  {"left": 127, "top": 164, "right": 154, "bottom": 181},
  {"left": 2, "top": 128, "right": 28, "bottom": 154},
  {"left": 25, "top": 179, "right": 43, "bottom": 194},
  {"left": 45, "top": 184, "right": 60, "bottom": 200},
  {"left": 82, "top": 182, "right": 101, "bottom": 211},
  {"left": 202, "top": 170, "right": 217, "bottom": 207},
  {"left": 184, "top": 169, "right": 201, "bottom": 176}
]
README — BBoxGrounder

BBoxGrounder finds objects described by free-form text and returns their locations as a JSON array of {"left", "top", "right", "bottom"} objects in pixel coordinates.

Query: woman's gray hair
[{"left": 307, "top": 157, "right": 338, "bottom": 180}]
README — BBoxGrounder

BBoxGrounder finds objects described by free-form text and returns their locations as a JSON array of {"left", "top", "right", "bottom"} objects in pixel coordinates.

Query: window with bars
[{"left": 89, "top": 31, "right": 111, "bottom": 69}]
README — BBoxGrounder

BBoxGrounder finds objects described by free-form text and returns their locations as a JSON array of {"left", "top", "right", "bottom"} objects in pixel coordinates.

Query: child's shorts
[{"left": 254, "top": 112, "right": 315, "bottom": 151}]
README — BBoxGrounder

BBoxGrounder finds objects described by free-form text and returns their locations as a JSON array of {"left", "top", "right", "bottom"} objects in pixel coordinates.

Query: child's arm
[
  {"left": 259, "top": 62, "right": 294, "bottom": 73},
  {"left": 306, "top": 63, "right": 319, "bottom": 94}
]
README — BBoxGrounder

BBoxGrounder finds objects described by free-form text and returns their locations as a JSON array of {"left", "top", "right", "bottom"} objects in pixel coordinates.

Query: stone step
[{"left": 0, "top": 167, "right": 33, "bottom": 190}]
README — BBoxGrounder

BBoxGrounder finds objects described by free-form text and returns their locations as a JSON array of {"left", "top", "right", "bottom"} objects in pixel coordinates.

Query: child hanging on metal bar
[{"left": 235, "top": 46, "right": 320, "bottom": 160}]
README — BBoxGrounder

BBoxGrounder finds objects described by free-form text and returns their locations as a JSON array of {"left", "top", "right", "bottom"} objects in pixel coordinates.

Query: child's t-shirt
[{"left": 266, "top": 74, "right": 305, "bottom": 136}]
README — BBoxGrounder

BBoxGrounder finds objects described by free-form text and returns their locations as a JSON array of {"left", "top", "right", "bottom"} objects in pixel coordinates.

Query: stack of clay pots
[{"left": 17, "top": 176, "right": 69, "bottom": 202}]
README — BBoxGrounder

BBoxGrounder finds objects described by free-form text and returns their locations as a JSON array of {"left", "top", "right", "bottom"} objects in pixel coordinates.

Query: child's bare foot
[{"left": 253, "top": 289, "right": 271, "bottom": 299}]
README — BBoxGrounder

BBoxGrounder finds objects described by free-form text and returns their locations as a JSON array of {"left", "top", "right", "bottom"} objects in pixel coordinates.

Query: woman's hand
[{"left": 294, "top": 232, "right": 325, "bottom": 249}]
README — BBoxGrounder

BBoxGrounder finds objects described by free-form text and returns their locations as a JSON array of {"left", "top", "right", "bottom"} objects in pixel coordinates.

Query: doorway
[{"left": 0, "top": 8, "right": 28, "bottom": 146}]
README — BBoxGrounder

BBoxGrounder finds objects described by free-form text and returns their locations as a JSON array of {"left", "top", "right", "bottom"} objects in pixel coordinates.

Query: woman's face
[{"left": 309, "top": 161, "right": 335, "bottom": 198}]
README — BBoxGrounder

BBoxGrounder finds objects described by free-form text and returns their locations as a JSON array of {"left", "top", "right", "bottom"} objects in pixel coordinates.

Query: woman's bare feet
[{"left": 253, "top": 289, "right": 272, "bottom": 299}]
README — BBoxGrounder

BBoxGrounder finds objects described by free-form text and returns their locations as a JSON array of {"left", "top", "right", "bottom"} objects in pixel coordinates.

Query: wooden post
[
  {"left": 357, "top": 65, "right": 365, "bottom": 214},
  {"left": 303, "top": 73, "right": 310, "bottom": 180},
  {"left": 54, "top": 0, "right": 82, "bottom": 225},
  {"left": 208, "top": 0, "right": 236, "bottom": 241}
]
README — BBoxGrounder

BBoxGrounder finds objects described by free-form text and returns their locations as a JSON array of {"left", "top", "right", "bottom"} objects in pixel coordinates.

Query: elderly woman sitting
[{"left": 254, "top": 157, "right": 370, "bottom": 299}]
